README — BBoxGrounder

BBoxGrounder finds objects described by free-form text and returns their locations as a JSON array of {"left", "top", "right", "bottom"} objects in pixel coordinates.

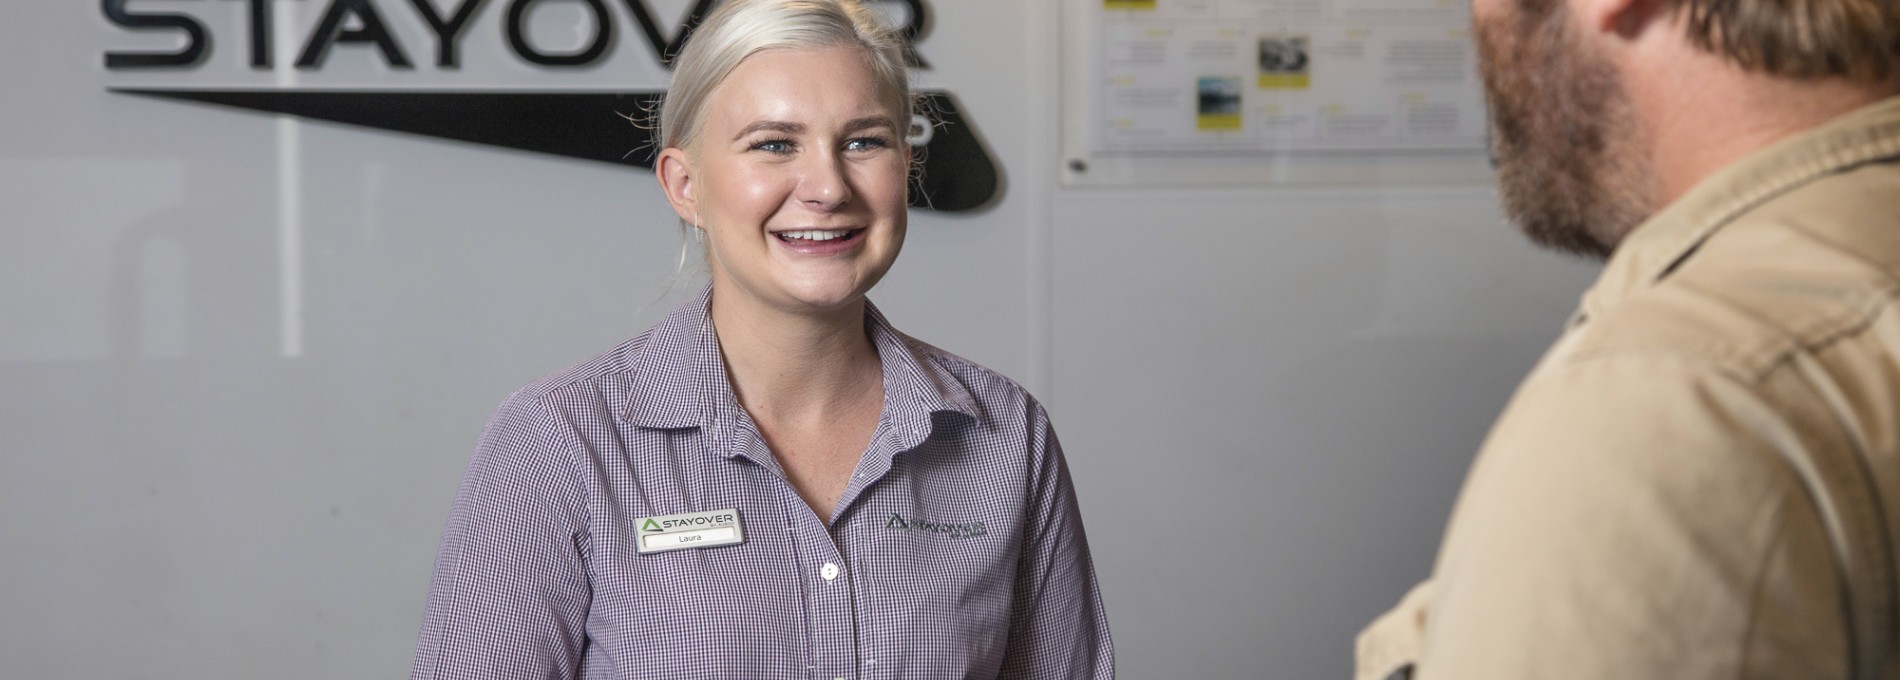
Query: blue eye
[
  {"left": 846, "top": 136, "right": 891, "bottom": 152},
  {"left": 752, "top": 139, "right": 794, "bottom": 154}
]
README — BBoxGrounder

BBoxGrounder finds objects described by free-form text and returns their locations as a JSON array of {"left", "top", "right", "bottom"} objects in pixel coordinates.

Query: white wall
[{"left": 0, "top": 1, "right": 1597, "bottom": 677}]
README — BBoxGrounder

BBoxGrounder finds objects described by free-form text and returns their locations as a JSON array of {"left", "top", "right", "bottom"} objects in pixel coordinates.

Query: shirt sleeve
[
  {"left": 411, "top": 392, "right": 594, "bottom": 680},
  {"left": 1412, "top": 354, "right": 1849, "bottom": 680},
  {"left": 997, "top": 402, "right": 1116, "bottom": 679}
]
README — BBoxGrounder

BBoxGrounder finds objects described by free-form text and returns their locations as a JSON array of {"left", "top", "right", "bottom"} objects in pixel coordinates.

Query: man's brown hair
[{"left": 1667, "top": 0, "right": 1900, "bottom": 80}]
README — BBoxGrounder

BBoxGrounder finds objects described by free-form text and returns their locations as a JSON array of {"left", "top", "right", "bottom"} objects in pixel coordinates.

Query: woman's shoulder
[
  {"left": 495, "top": 327, "right": 660, "bottom": 416},
  {"left": 903, "top": 333, "right": 1025, "bottom": 390},
  {"left": 888, "top": 330, "right": 1052, "bottom": 427}
]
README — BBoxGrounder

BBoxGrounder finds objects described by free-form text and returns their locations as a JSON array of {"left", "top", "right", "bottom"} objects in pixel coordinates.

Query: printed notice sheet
[{"left": 1088, "top": 0, "right": 1485, "bottom": 155}]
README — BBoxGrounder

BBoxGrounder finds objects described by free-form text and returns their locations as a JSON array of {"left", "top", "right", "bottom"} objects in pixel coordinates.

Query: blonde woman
[{"left": 409, "top": 1, "right": 1113, "bottom": 677}]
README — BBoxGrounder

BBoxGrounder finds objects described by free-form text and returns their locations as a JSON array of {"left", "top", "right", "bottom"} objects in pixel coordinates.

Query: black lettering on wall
[
  {"left": 506, "top": 0, "right": 614, "bottom": 66},
  {"left": 103, "top": 0, "right": 211, "bottom": 69},
  {"left": 224, "top": 0, "right": 274, "bottom": 68},
  {"left": 297, "top": 0, "right": 416, "bottom": 69},
  {"left": 408, "top": 0, "right": 488, "bottom": 68},
  {"left": 617, "top": 0, "right": 714, "bottom": 68},
  {"left": 110, "top": 89, "right": 998, "bottom": 212}
]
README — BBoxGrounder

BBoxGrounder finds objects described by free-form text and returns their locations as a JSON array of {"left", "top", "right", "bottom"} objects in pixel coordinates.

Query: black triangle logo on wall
[{"left": 111, "top": 88, "right": 1001, "bottom": 213}]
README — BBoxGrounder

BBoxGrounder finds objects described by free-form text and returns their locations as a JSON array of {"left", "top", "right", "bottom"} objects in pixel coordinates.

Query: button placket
[
  {"left": 784, "top": 490, "right": 857, "bottom": 680},
  {"left": 808, "top": 534, "right": 857, "bottom": 678}
]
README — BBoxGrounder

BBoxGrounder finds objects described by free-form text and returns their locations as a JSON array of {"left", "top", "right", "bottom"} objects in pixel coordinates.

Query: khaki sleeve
[
  {"left": 1410, "top": 355, "right": 1847, "bottom": 680},
  {"left": 1357, "top": 580, "right": 1432, "bottom": 680}
]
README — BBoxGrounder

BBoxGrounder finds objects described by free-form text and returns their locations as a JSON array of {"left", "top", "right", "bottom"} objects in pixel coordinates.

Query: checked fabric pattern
[{"left": 412, "top": 287, "right": 1113, "bottom": 679}]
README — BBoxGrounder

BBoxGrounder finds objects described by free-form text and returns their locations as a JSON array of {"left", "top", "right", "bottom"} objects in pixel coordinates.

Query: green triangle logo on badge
[{"left": 641, "top": 518, "right": 662, "bottom": 532}]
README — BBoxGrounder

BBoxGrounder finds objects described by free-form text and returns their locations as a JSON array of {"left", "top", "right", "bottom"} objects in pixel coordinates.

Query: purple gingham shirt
[{"left": 412, "top": 288, "right": 1113, "bottom": 679}]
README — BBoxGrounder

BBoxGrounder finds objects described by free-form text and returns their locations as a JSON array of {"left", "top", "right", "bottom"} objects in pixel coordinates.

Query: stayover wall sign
[{"left": 101, "top": 0, "right": 1001, "bottom": 212}]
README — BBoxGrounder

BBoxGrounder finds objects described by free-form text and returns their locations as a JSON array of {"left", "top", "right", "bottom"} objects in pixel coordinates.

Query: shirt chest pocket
[
  {"left": 850, "top": 511, "right": 1017, "bottom": 677},
  {"left": 595, "top": 537, "right": 810, "bottom": 678}
]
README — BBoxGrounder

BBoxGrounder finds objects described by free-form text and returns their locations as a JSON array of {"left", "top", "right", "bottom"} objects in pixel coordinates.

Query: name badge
[{"left": 635, "top": 509, "right": 745, "bottom": 554}]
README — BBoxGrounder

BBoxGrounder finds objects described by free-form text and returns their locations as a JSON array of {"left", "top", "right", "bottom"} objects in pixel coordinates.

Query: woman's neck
[{"left": 709, "top": 290, "right": 884, "bottom": 429}]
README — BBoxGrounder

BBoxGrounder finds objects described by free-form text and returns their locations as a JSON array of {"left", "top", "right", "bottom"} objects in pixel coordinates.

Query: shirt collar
[
  {"left": 1579, "top": 94, "right": 1900, "bottom": 325},
  {"left": 619, "top": 285, "right": 728, "bottom": 431},
  {"left": 618, "top": 285, "right": 982, "bottom": 442},
  {"left": 865, "top": 297, "right": 982, "bottom": 441}
]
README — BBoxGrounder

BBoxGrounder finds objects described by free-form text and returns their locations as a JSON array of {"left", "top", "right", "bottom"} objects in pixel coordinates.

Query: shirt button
[{"left": 820, "top": 562, "right": 840, "bottom": 581}]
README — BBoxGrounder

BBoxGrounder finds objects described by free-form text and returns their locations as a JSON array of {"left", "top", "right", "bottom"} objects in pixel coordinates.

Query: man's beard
[{"left": 1474, "top": 3, "right": 1653, "bottom": 259}]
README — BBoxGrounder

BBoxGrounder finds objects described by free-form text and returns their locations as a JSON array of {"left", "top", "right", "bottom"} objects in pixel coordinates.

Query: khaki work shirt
[{"left": 1360, "top": 96, "right": 1900, "bottom": 680}]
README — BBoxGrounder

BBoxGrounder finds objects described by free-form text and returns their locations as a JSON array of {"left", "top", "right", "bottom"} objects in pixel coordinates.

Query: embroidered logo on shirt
[{"left": 885, "top": 513, "right": 987, "bottom": 538}]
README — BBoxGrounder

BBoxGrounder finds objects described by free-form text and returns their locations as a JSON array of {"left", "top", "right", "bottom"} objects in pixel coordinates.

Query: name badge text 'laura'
[{"left": 635, "top": 509, "right": 745, "bottom": 554}]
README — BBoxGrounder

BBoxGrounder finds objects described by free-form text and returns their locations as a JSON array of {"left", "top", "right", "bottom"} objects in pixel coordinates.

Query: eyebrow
[
  {"left": 732, "top": 116, "right": 898, "bottom": 141},
  {"left": 842, "top": 116, "right": 899, "bottom": 134},
  {"left": 734, "top": 120, "right": 803, "bottom": 139}
]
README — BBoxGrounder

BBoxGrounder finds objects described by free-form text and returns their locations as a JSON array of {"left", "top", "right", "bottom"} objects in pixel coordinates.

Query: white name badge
[{"left": 634, "top": 509, "right": 746, "bottom": 554}]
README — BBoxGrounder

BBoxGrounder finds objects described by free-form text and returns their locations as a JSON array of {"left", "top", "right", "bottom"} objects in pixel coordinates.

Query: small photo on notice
[
  {"left": 1196, "top": 76, "right": 1243, "bottom": 131},
  {"left": 1258, "top": 35, "right": 1311, "bottom": 89}
]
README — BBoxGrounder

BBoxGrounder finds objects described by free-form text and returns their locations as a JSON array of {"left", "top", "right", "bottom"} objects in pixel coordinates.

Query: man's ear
[
  {"left": 655, "top": 147, "right": 699, "bottom": 226},
  {"left": 1578, "top": 0, "right": 1666, "bottom": 39}
]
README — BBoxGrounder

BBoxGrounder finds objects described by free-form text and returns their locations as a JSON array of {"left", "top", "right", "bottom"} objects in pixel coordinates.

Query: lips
[
  {"left": 769, "top": 227, "right": 868, "bottom": 255},
  {"left": 773, "top": 228, "right": 863, "bottom": 243}
]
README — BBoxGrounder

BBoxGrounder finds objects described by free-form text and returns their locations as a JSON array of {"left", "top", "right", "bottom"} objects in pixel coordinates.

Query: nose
[{"left": 794, "top": 149, "right": 853, "bottom": 212}]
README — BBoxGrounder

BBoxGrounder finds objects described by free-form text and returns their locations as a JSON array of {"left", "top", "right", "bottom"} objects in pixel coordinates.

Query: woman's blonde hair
[{"left": 658, "top": 0, "right": 913, "bottom": 152}]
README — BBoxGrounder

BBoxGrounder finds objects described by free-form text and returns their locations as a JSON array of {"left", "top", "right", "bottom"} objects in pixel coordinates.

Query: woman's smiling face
[{"left": 660, "top": 44, "right": 910, "bottom": 316}]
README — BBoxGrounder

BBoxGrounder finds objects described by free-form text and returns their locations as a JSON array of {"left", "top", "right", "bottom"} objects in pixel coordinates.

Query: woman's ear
[{"left": 655, "top": 147, "right": 698, "bottom": 226}]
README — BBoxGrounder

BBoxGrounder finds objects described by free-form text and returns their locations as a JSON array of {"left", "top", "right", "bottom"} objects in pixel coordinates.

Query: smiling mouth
[{"left": 775, "top": 228, "right": 864, "bottom": 243}]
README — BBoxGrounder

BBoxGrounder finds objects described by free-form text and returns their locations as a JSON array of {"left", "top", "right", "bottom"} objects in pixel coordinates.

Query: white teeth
[{"left": 782, "top": 229, "right": 851, "bottom": 242}]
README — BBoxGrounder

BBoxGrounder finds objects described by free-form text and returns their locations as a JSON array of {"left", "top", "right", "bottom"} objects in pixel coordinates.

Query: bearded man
[{"left": 1356, "top": 0, "right": 1900, "bottom": 678}]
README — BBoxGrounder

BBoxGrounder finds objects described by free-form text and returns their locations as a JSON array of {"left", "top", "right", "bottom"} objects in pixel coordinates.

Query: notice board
[{"left": 1061, "top": 0, "right": 1495, "bottom": 187}]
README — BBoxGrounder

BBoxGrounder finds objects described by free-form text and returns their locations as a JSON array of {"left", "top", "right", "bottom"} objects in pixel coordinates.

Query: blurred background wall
[{"left": 0, "top": 0, "right": 1596, "bottom": 676}]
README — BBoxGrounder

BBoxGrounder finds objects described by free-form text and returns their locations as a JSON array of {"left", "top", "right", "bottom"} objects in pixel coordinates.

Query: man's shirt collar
[{"left": 1581, "top": 95, "right": 1900, "bottom": 325}]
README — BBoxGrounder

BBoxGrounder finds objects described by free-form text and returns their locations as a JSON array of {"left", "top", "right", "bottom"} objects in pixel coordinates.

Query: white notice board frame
[{"left": 1059, "top": 0, "right": 1497, "bottom": 188}]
